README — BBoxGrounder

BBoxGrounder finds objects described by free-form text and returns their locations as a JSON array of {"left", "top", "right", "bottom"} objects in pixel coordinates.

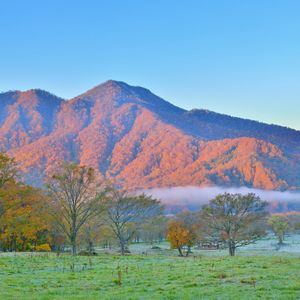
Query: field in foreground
[{"left": 0, "top": 254, "right": 300, "bottom": 299}]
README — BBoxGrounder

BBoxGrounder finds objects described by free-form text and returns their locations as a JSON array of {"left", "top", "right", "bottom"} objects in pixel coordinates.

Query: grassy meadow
[{"left": 1, "top": 250, "right": 300, "bottom": 300}]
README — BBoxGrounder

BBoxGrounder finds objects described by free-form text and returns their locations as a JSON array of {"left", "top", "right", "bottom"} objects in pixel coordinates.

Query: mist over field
[{"left": 142, "top": 186, "right": 300, "bottom": 212}]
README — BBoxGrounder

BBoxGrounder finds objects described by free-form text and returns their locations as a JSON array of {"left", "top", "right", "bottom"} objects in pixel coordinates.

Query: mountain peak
[
  {"left": 1, "top": 80, "right": 300, "bottom": 192},
  {"left": 102, "top": 79, "right": 127, "bottom": 86},
  {"left": 94, "top": 79, "right": 125, "bottom": 90},
  {"left": 72, "top": 79, "right": 132, "bottom": 100},
  {"left": 70, "top": 80, "right": 183, "bottom": 114},
  {"left": 85, "top": 80, "right": 151, "bottom": 96}
]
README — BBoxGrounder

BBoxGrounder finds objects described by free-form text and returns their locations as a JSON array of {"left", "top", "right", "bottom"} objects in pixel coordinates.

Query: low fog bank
[{"left": 142, "top": 186, "right": 300, "bottom": 213}]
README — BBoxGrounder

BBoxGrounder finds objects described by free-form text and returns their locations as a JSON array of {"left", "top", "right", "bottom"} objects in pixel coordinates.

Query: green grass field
[{"left": 1, "top": 253, "right": 300, "bottom": 299}]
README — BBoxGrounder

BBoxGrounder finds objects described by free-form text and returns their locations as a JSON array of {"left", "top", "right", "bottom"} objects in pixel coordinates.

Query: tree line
[{"left": 0, "top": 152, "right": 298, "bottom": 256}]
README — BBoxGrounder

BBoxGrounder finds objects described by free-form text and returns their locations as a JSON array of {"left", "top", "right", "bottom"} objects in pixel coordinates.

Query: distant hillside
[{"left": 0, "top": 80, "right": 299, "bottom": 190}]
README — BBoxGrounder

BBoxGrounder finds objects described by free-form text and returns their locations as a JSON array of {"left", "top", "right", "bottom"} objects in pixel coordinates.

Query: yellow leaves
[
  {"left": 0, "top": 182, "right": 50, "bottom": 251},
  {"left": 167, "top": 220, "right": 194, "bottom": 249},
  {"left": 35, "top": 243, "right": 51, "bottom": 252}
]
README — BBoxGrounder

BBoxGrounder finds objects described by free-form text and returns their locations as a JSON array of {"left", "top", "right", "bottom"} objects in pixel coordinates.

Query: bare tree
[
  {"left": 102, "top": 187, "right": 162, "bottom": 255},
  {"left": 202, "top": 193, "right": 267, "bottom": 256},
  {"left": 46, "top": 163, "right": 105, "bottom": 255}
]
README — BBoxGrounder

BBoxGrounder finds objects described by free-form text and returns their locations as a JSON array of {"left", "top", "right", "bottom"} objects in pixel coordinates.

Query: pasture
[{"left": 1, "top": 246, "right": 300, "bottom": 299}]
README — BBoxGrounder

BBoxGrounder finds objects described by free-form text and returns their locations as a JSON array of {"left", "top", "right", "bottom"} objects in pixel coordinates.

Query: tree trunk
[
  {"left": 229, "top": 240, "right": 236, "bottom": 256},
  {"left": 177, "top": 247, "right": 184, "bottom": 257},
  {"left": 278, "top": 234, "right": 284, "bottom": 246},
  {"left": 117, "top": 228, "right": 127, "bottom": 255},
  {"left": 88, "top": 240, "right": 93, "bottom": 254},
  {"left": 72, "top": 243, "right": 76, "bottom": 255},
  {"left": 118, "top": 233, "right": 126, "bottom": 255},
  {"left": 71, "top": 214, "right": 77, "bottom": 255},
  {"left": 12, "top": 235, "right": 17, "bottom": 252},
  {"left": 186, "top": 246, "right": 192, "bottom": 257},
  {"left": 120, "top": 241, "right": 126, "bottom": 255},
  {"left": 70, "top": 234, "right": 77, "bottom": 255}
]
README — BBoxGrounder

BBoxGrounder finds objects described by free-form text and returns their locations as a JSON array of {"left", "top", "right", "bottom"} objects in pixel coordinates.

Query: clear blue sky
[{"left": 1, "top": 0, "right": 299, "bottom": 129}]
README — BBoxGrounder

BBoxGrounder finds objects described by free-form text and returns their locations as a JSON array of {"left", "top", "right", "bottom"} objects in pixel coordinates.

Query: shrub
[{"left": 35, "top": 243, "right": 51, "bottom": 252}]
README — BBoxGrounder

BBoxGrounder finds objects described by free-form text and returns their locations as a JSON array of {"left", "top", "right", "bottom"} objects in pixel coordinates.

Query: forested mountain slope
[{"left": 1, "top": 80, "right": 299, "bottom": 190}]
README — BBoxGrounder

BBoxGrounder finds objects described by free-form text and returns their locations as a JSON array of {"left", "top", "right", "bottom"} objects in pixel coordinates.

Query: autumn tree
[
  {"left": 0, "top": 152, "right": 18, "bottom": 188},
  {"left": 102, "top": 187, "right": 162, "bottom": 255},
  {"left": 0, "top": 182, "right": 50, "bottom": 251},
  {"left": 47, "top": 163, "right": 105, "bottom": 255},
  {"left": 0, "top": 153, "right": 50, "bottom": 251},
  {"left": 202, "top": 193, "right": 267, "bottom": 256},
  {"left": 268, "top": 215, "right": 289, "bottom": 246},
  {"left": 0, "top": 152, "right": 18, "bottom": 220},
  {"left": 176, "top": 211, "right": 200, "bottom": 255},
  {"left": 167, "top": 219, "right": 196, "bottom": 257}
]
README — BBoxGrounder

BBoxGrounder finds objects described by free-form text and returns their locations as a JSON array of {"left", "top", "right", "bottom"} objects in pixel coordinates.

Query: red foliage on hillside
[{"left": 1, "top": 80, "right": 299, "bottom": 190}]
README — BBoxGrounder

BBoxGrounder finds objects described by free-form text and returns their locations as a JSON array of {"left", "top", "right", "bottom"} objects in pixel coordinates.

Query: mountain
[{"left": 1, "top": 80, "right": 300, "bottom": 190}]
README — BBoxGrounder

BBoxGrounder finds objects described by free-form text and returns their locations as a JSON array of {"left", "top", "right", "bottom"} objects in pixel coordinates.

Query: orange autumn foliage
[
  {"left": 0, "top": 80, "right": 298, "bottom": 192},
  {"left": 0, "top": 182, "right": 51, "bottom": 251},
  {"left": 167, "top": 220, "right": 196, "bottom": 256}
]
